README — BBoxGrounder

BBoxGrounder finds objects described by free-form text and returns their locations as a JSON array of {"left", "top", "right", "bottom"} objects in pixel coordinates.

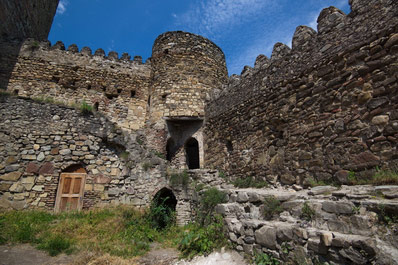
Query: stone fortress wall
[
  {"left": 1, "top": 39, "right": 151, "bottom": 131},
  {"left": 205, "top": 0, "right": 398, "bottom": 186}
]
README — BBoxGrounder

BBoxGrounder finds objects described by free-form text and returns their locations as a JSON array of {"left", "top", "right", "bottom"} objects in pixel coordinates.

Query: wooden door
[{"left": 55, "top": 173, "right": 86, "bottom": 212}]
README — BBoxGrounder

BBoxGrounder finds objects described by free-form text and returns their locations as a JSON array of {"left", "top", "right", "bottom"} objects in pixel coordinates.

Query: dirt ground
[{"left": 0, "top": 244, "right": 248, "bottom": 265}]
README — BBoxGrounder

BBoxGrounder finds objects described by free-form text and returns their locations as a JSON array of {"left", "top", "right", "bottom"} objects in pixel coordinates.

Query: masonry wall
[
  {"left": 205, "top": 0, "right": 398, "bottom": 185},
  {"left": 0, "top": 96, "right": 168, "bottom": 211},
  {"left": 0, "top": 0, "right": 59, "bottom": 40},
  {"left": 1, "top": 39, "right": 151, "bottom": 131}
]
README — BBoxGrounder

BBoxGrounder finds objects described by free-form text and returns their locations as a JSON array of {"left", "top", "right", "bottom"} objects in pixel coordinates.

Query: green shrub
[
  {"left": 232, "top": 176, "right": 268, "bottom": 188},
  {"left": 80, "top": 100, "right": 93, "bottom": 115},
  {"left": 148, "top": 197, "right": 176, "bottom": 230},
  {"left": 263, "top": 196, "right": 283, "bottom": 220},
  {"left": 197, "top": 187, "right": 227, "bottom": 226},
  {"left": 301, "top": 201, "right": 316, "bottom": 221},
  {"left": 178, "top": 215, "right": 227, "bottom": 259},
  {"left": 169, "top": 170, "right": 189, "bottom": 186}
]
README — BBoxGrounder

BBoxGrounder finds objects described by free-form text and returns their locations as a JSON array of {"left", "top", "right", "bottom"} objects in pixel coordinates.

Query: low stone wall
[{"left": 217, "top": 185, "right": 398, "bottom": 264}]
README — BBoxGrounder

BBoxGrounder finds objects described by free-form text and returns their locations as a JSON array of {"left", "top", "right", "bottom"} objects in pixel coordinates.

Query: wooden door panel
[
  {"left": 73, "top": 178, "right": 82, "bottom": 194},
  {"left": 55, "top": 173, "right": 86, "bottom": 212},
  {"left": 62, "top": 177, "right": 72, "bottom": 194}
]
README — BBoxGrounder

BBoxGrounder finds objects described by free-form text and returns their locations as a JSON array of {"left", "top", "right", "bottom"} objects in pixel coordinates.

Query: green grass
[
  {"left": 348, "top": 168, "right": 398, "bottom": 185},
  {"left": 0, "top": 205, "right": 229, "bottom": 259},
  {"left": 232, "top": 176, "right": 268, "bottom": 188},
  {"left": 0, "top": 207, "right": 184, "bottom": 258}
]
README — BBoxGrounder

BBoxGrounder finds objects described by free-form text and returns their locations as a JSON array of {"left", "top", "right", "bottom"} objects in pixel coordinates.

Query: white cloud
[
  {"left": 176, "top": 0, "right": 275, "bottom": 40},
  {"left": 56, "top": 0, "right": 68, "bottom": 15}
]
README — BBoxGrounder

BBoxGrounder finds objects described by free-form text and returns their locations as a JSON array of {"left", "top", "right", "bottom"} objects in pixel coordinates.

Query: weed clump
[
  {"left": 169, "top": 170, "right": 189, "bottom": 186},
  {"left": 80, "top": 100, "right": 94, "bottom": 115},
  {"left": 262, "top": 196, "right": 283, "bottom": 220},
  {"left": 301, "top": 201, "right": 316, "bottom": 221}
]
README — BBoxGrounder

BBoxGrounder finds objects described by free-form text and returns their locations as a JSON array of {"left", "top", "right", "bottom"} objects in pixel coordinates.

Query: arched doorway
[
  {"left": 185, "top": 137, "right": 199, "bottom": 169},
  {"left": 151, "top": 188, "right": 177, "bottom": 229},
  {"left": 55, "top": 164, "right": 86, "bottom": 212}
]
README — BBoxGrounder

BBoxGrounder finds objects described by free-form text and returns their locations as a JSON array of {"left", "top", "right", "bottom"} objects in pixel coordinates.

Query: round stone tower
[{"left": 147, "top": 31, "right": 228, "bottom": 169}]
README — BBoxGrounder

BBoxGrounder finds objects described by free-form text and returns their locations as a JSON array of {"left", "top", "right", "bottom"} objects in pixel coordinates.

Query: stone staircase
[{"left": 215, "top": 185, "right": 398, "bottom": 264}]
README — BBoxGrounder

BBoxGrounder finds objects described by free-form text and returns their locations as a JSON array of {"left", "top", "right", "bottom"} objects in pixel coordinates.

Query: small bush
[
  {"left": 197, "top": 188, "right": 227, "bottom": 226},
  {"left": 80, "top": 100, "right": 93, "bottom": 115},
  {"left": 263, "top": 196, "right": 283, "bottom": 220},
  {"left": 232, "top": 176, "right": 268, "bottom": 188},
  {"left": 301, "top": 201, "right": 316, "bottom": 221},
  {"left": 178, "top": 215, "right": 227, "bottom": 259},
  {"left": 169, "top": 170, "right": 189, "bottom": 186}
]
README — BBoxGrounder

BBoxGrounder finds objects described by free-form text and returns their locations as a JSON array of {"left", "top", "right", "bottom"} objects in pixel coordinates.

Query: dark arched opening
[
  {"left": 151, "top": 188, "right": 177, "bottom": 229},
  {"left": 166, "top": 138, "right": 176, "bottom": 162},
  {"left": 185, "top": 137, "right": 199, "bottom": 169},
  {"left": 63, "top": 164, "right": 86, "bottom": 173}
]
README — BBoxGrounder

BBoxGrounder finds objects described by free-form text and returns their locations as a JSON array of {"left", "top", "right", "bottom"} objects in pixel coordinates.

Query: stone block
[
  {"left": 39, "top": 162, "right": 54, "bottom": 175},
  {"left": 0, "top": 172, "right": 22, "bottom": 181},
  {"left": 26, "top": 162, "right": 40, "bottom": 174},
  {"left": 322, "top": 201, "right": 354, "bottom": 214},
  {"left": 0, "top": 183, "right": 12, "bottom": 191},
  {"left": 32, "top": 185, "right": 44, "bottom": 192},
  {"left": 94, "top": 184, "right": 105, "bottom": 192},
  {"left": 255, "top": 225, "right": 277, "bottom": 249},
  {"left": 22, "top": 155, "right": 37, "bottom": 160},
  {"left": 94, "top": 175, "right": 111, "bottom": 184},
  {"left": 9, "top": 183, "right": 24, "bottom": 192}
]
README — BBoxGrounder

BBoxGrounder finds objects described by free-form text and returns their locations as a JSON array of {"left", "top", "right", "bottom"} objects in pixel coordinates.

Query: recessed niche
[{"left": 131, "top": 90, "right": 136, "bottom": 98}]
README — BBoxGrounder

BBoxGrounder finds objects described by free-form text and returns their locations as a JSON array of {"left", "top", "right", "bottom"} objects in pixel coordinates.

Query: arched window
[{"left": 185, "top": 137, "right": 200, "bottom": 169}]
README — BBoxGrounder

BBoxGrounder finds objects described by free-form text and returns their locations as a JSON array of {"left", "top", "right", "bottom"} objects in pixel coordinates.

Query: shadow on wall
[{"left": 0, "top": 39, "right": 23, "bottom": 90}]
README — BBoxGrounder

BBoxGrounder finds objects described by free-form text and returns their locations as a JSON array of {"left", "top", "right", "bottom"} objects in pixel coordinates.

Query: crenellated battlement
[
  {"left": 22, "top": 39, "right": 148, "bottom": 65},
  {"left": 208, "top": 0, "right": 398, "bottom": 115}
]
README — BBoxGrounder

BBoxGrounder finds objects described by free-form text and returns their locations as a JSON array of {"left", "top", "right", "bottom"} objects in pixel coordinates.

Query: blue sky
[{"left": 49, "top": 0, "right": 350, "bottom": 75}]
